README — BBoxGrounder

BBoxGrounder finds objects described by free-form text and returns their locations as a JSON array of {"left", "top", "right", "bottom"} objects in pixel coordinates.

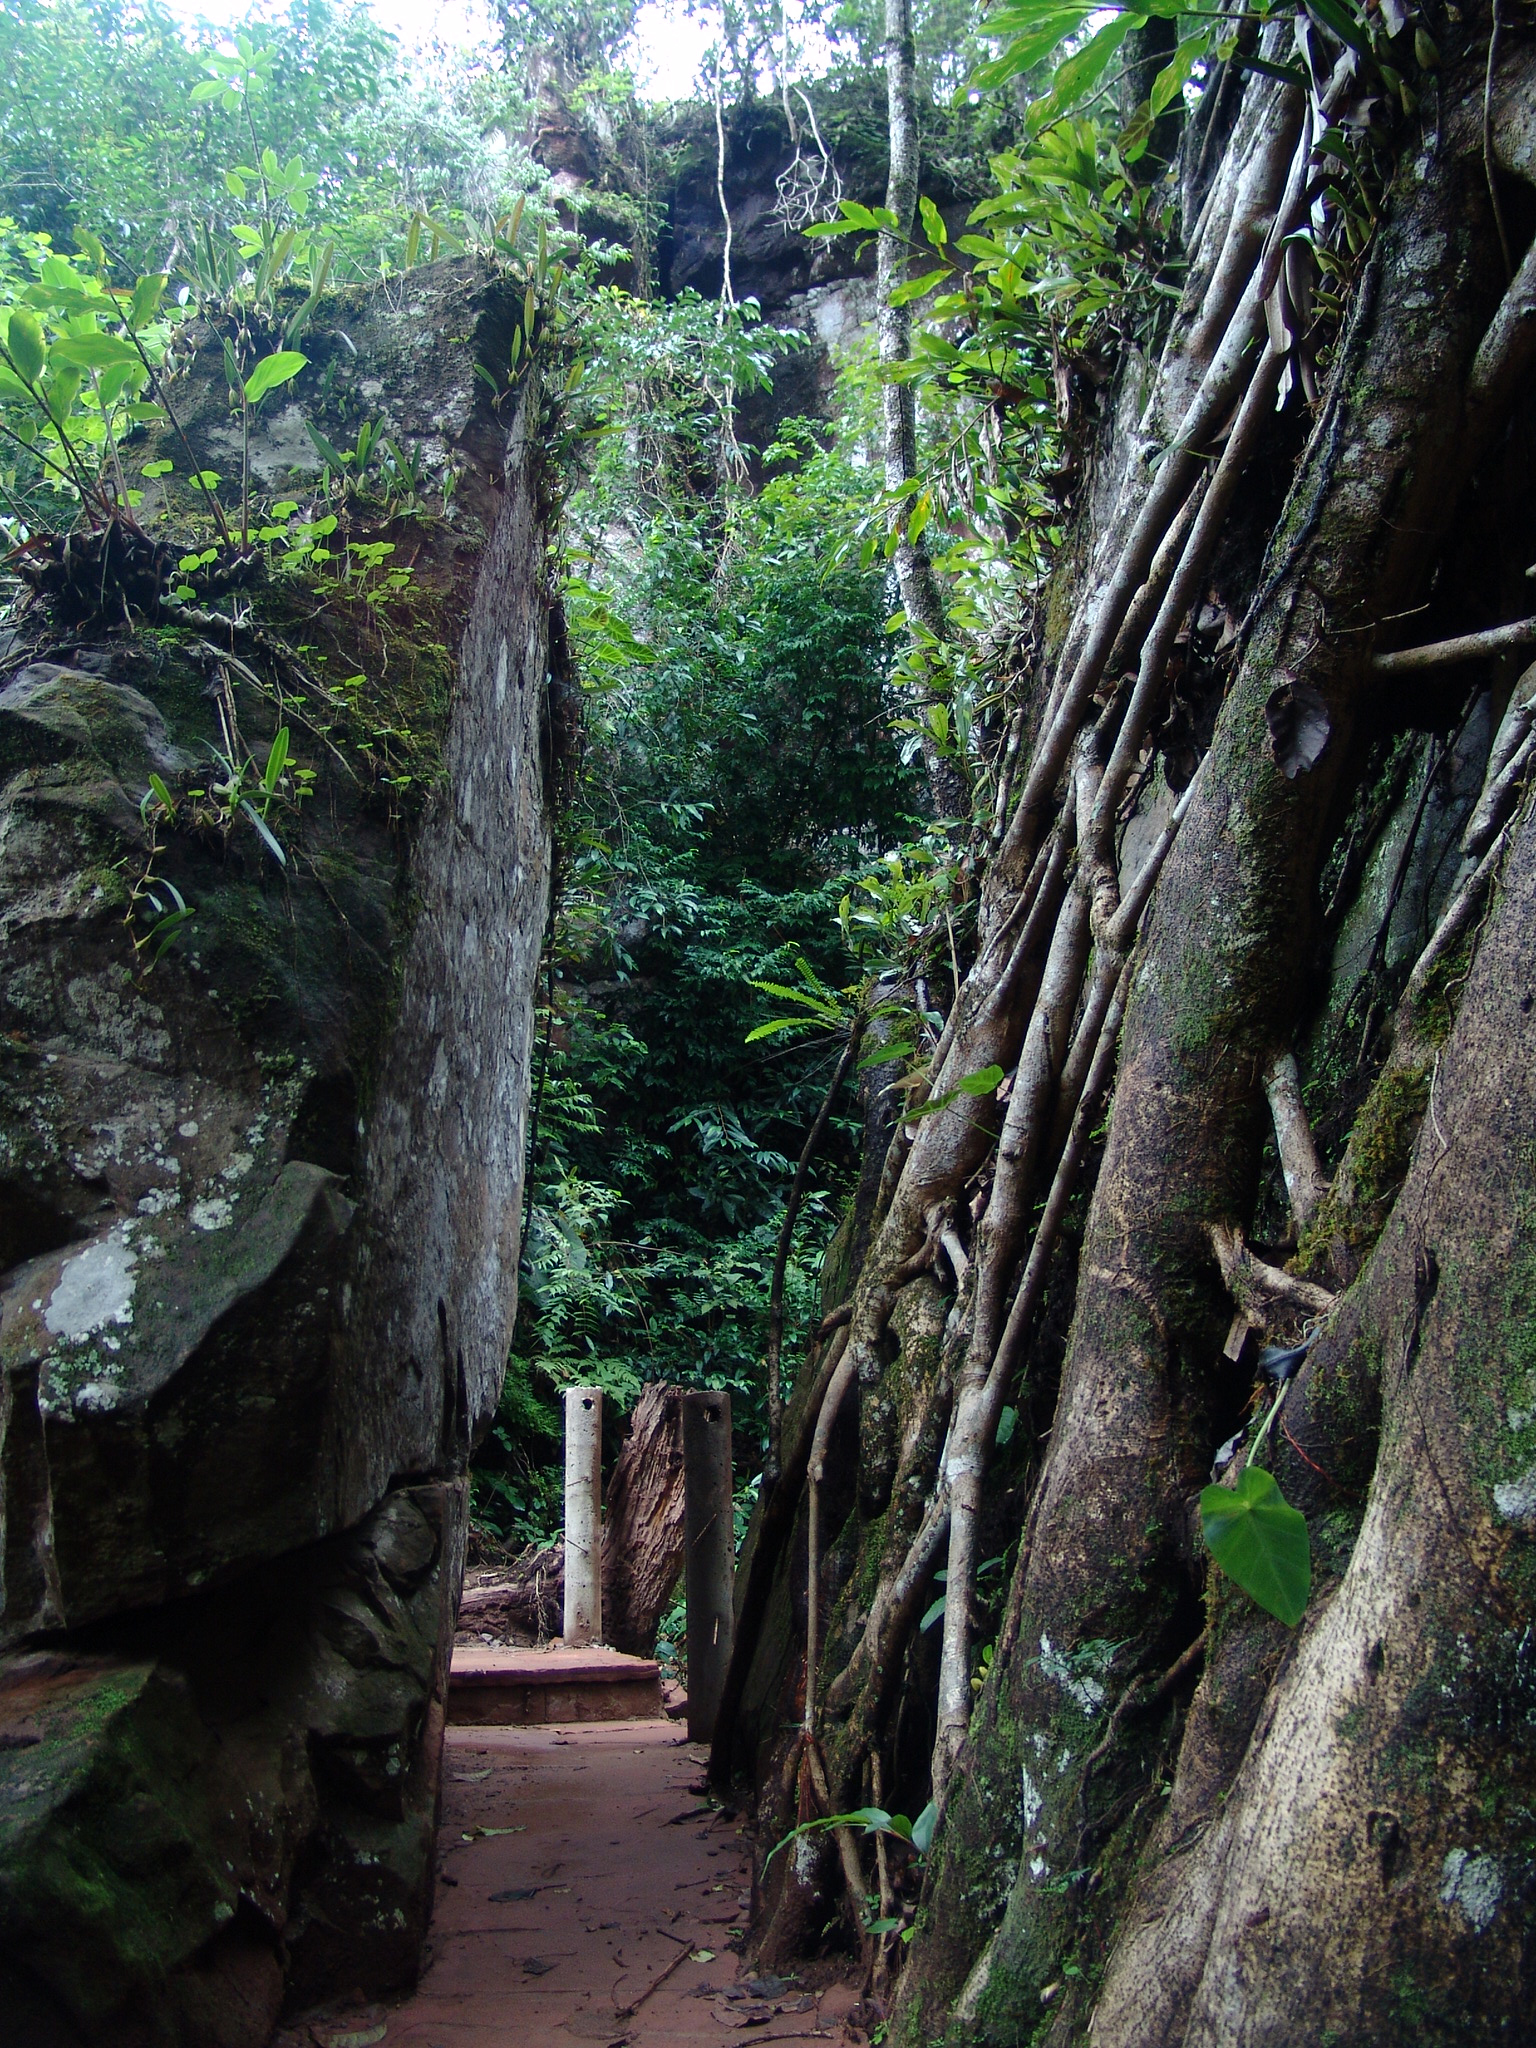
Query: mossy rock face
[
  {"left": 0, "top": 1479, "right": 461, "bottom": 2046},
  {"left": 0, "top": 648, "right": 395, "bottom": 1644},
  {"left": 1, "top": 304, "right": 554, "bottom": 2033}
]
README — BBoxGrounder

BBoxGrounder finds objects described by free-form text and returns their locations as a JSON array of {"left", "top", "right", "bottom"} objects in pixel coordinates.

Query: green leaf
[
  {"left": 262, "top": 726, "right": 290, "bottom": 793},
  {"left": 906, "top": 1062, "right": 1005, "bottom": 1123},
  {"left": 243, "top": 350, "right": 308, "bottom": 403},
  {"left": 910, "top": 1802, "right": 938, "bottom": 1856},
  {"left": 1030, "top": 12, "right": 1136, "bottom": 124},
  {"left": 957, "top": 1063, "right": 1005, "bottom": 1096},
  {"left": 189, "top": 77, "right": 226, "bottom": 102},
  {"left": 969, "top": 7, "right": 1098, "bottom": 91},
  {"left": 143, "top": 902, "right": 195, "bottom": 963},
  {"left": 889, "top": 268, "right": 952, "bottom": 308},
  {"left": 239, "top": 798, "right": 287, "bottom": 866},
  {"left": 45, "top": 364, "right": 81, "bottom": 426},
  {"left": 748, "top": 980, "right": 840, "bottom": 1018},
  {"left": 919, "top": 194, "right": 948, "bottom": 248},
  {"left": 744, "top": 1017, "right": 814, "bottom": 1043},
  {"left": 128, "top": 273, "right": 168, "bottom": 331},
  {"left": 50, "top": 333, "right": 140, "bottom": 371},
  {"left": 305, "top": 418, "right": 348, "bottom": 473},
  {"left": 6, "top": 308, "right": 46, "bottom": 383},
  {"left": 856, "top": 1039, "right": 914, "bottom": 1070},
  {"left": 1303, "top": 0, "right": 1371, "bottom": 54},
  {"left": 1200, "top": 1464, "right": 1310, "bottom": 1626},
  {"left": 1150, "top": 26, "right": 1212, "bottom": 116},
  {"left": 920, "top": 1593, "right": 946, "bottom": 1631}
]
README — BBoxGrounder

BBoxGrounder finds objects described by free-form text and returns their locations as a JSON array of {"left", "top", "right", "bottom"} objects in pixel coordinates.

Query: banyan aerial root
[{"left": 714, "top": 7, "right": 1536, "bottom": 2040}]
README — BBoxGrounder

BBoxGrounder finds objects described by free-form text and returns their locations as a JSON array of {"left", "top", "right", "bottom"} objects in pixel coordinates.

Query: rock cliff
[{"left": 0, "top": 261, "right": 555, "bottom": 2042}]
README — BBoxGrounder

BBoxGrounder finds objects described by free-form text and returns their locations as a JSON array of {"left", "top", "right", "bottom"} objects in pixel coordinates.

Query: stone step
[{"left": 448, "top": 1642, "right": 664, "bottom": 1725}]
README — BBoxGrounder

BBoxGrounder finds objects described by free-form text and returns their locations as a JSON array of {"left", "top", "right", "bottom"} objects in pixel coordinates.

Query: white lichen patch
[
  {"left": 1440, "top": 1849, "right": 1501, "bottom": 1932},
  {"left": 1039, "top": 1634, "right": 1109, "bottom": 1716},
  {"left": 1492, "top": 1464, "right": 1536, "bottom": 1527},
  {"left": 220, "top": 1152, "right": 254, "bottom": 1182},
  {"left": 137, "top": 1186, "right": 180, "bottom": 1216},
  {"left": 44, "top": 1226, "right": 137, "bottom": 1341},
  {"left": 190, "top": 1197, "right": 234, "bottom": 1232},
  {"left": 74, "top": 1379, "right": 124, "bottom": 1413},
  {"left": 1020, "top": 1766, "right": 1043, "bottom": 1831},
  {"left": 179, "top": 1119, "right": 200, "bottom": 1138}
]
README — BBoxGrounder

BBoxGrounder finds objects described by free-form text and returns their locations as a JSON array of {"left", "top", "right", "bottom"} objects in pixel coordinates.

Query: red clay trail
[{"left": 277, "top": 1719, "right": 862, "bottom": 2048}]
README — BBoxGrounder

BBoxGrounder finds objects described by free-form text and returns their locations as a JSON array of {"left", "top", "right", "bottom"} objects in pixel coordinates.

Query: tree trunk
[
  {"left": 880, "top": 0, "right": 967, "bottom": 819},
  {"left": 898, "top": 39, "right": 1526, "bottom": 2038},
  {"left": 604, "top": 1380, "right": 687, "bottom": 1655},
  {"left": 1090, "top": 769, "right": 1536, "bottom": 2045},
  {"left": 716, "top": 10, "right": 1536, "bottom": 2038}
]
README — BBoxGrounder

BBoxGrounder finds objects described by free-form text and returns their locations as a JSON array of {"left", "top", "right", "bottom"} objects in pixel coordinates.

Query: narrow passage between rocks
[{"left": 275, "top": 1720, "right": 863, "bottom": 2048}]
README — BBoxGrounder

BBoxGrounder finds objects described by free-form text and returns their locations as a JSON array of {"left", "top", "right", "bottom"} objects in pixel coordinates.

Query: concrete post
[
  {"left": 683, "top": 1388, "right": 734, "bottom": 1743},
  {"left": 563, "top": 1386, "right": 603, "bottom": 1645}
]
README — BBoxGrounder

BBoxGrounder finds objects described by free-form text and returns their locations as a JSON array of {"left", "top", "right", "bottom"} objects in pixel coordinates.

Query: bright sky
[{"left": 157, "top": 0, "right": 723, "bottom": 102}]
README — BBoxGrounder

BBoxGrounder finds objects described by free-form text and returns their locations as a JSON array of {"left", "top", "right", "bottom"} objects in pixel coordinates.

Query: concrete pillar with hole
[
  {"left": 683, "top": 1388, "right": 734, "bottom": 1743},
  {"left": 563, "top": 1386, "right": 603, "bottom": 1646}
]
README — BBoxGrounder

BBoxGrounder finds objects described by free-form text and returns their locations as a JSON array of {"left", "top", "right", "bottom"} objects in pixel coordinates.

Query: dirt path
[{"left": 277, "top": 1719, "right": 861, "bottom": 2048}]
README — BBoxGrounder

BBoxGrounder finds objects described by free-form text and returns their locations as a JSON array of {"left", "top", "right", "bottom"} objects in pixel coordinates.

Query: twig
[
  {"left": 1264, "top": 1050, "right": 1328, "bottom": 1231},
  {"left": 125, "top": 329, "right": 236, "bottom": 548},
  {"left": 1404, "top": 810, "right": 1515, "bottom": 1008},
  {"left": 811, "top": 1300, "right": 854, "bottom": 1342},
  {"left": 1210, "top": 1222, "right": 1337, "bottom": 1326},
  {"left": 1280, "top": 1418, "right": 1335, "bottom": 1485},
  {"left": 612, "top": 1928, "right": 694, "bottom": 2019},
  {"left": 1372, "top": 614, "right": 1536, "bottom": 677}
]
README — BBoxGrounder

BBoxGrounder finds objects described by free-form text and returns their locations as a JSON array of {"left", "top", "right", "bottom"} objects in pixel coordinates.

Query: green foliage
[
  {"left": 0, "top": 223, "right": 184, "bottom": 524},
  {"left": 764, "top": 1800, "right": 939, "bottom": 1878},
  {"left": 0, "top": 0, "right": 547, "bottom": 282},
  {"left": 471, "top": 313, "right": 923, "bottom": 1548},
  {"left": 571, "top": 287, "right": 800, "bottom": 507}
]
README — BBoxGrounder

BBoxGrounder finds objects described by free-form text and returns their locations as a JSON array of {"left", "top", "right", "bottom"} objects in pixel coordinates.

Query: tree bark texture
[
  {"left": 715, "top": 13, "right": 1536, "bottom": 2041},
  {"left": 897, "top": 42, "right": 1527, "bottom": 2040},
  {"left": 604, "top": 1379, "right": 688, "bottom": 1655},
  {"left": 1085, "top": 789, "right": 1536, "bottom": 2040},
  {"left": 684, "top": 1388, "right": 736, "bottom": 1742}
]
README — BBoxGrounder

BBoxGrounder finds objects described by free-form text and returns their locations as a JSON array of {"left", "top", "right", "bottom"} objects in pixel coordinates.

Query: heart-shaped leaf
[{"left": 1201, "top": 1464, "right": 1310, "bottom": 1625}]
